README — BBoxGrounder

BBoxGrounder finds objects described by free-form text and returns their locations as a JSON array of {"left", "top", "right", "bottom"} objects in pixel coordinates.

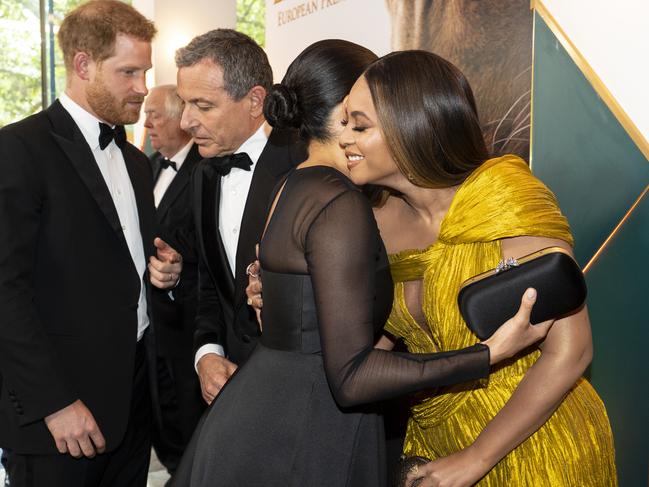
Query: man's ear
[
  {"left": 72, "top": 52, "right": 94, "bottom": 81},
  {"left": 248, "top": 85, "right": 267, "bottom": 119}
]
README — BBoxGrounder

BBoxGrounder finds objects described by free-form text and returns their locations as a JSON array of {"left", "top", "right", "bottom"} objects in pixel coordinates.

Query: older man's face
[
  {"left": 177, "top": 59, "right": 253, "bottom": 158},
  {"left": 143, "top": 89, "right": 189, "bottom": 158}
]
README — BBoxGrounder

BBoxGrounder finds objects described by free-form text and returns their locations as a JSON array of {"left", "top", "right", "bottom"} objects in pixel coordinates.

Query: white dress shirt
[
  {"left": 153, "top": 140, "right": 193, "bottom": 208},
  {"left": 219, "top": 124, "right": 267, "bottom": 274},
  {"left": 195, "top": 124, "right": 269, "bottom": 368},
  {"left": 59, "top": 93, "right": 149, "bottom": 341}
]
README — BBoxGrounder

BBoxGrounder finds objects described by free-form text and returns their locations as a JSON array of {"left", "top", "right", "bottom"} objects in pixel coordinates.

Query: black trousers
[
  {"left": 6, "top": 341, "right": 151, "bottom": 487},
  {"left": 150, "top": 354, "right": 204, "bottom": 474}
]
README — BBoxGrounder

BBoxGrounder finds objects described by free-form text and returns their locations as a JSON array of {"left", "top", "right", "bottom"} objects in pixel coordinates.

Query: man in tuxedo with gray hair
[{"left": 174, "top": 29, "right": 306, "bottom": 406}]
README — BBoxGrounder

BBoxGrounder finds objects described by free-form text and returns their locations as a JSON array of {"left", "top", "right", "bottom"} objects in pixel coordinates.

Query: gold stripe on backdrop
[
  {"left": 529, "top": 1, "right": 537, "bottom": 169},
  {"left": 531, "top": 0, "right": 649, "bottom": 162},
  {"left": 582, "top": 184, "right": 648, "bottom": 274}
]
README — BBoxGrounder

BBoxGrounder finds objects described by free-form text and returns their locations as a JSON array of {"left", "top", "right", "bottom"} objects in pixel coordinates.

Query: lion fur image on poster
[{"left": 387, "top": 0, "right": 533, "bottom": 160}]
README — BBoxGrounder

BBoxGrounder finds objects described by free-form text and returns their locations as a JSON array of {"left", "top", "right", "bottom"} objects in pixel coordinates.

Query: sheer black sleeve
[{"left": 305, "top": 189, "right": 490, "bottom": 407}]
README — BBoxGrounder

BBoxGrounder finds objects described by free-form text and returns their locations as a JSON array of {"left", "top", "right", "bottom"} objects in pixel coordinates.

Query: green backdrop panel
[
  {"left": 584, "top": 191, "right": 649, "bottom": 486},
  {"left": 532, "top": 12, "right": 649, "bottom": 487},
  {"left": 531, "top": 14, "right": 649, "bottom": 267}
]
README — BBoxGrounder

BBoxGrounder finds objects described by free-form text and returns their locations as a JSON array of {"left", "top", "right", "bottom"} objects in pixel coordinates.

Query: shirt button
[
  {"left": 232, "top": 227, "right": 238, "bottom": 234},
  {"left": 122, "top": 225, "right": 126, "bottom": 231}
]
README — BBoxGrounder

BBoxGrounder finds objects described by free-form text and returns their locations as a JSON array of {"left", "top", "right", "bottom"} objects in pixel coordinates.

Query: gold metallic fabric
[{"left": 386, "top": 155, "right": 617, "bottom": 486}]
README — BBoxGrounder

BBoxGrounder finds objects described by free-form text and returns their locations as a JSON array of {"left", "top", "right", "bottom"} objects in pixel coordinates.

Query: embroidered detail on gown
[{"left": 385, "top": 155, "right": 617, "bottom": 486}]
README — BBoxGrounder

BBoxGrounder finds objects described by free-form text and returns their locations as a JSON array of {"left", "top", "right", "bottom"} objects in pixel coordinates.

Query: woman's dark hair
[
  {"left": 264, "top": 39, "right": 377, "bottom": 142},
  {"left": 363, "top": 50, "right": 489, "bottom": 188}
]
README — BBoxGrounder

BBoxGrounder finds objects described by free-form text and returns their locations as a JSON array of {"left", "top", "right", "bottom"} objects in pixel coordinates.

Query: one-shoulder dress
[{"left": 386, "top": 156, "right": 617, "bottom": 486}]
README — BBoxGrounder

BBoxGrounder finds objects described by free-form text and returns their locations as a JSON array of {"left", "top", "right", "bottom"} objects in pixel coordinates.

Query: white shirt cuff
[{"left": 194, "top": 343, "right": 225, "bottom": 372}]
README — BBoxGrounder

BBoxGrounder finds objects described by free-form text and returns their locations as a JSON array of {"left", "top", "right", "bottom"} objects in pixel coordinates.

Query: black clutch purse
[
  {"left": 457, "top": 247, "right": 587, "bottom": 340},
  {"left": 392, "top": 455, "right": 431, "bottom": 487}
]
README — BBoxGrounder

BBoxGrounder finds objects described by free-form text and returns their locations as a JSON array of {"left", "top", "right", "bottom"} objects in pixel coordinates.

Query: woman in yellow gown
[{"left": 340, "top": 51, "right": 617, "bottom": 486}]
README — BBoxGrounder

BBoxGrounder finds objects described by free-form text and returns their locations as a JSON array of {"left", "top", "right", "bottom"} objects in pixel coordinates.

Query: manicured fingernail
[{"left": 526, "top": 288, "right": 536, "bottom": 299}]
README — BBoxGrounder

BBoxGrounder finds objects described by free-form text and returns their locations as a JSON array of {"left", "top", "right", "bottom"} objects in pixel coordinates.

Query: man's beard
[{"left": 87, "top": 76, "right": 143, "bottom": 126}]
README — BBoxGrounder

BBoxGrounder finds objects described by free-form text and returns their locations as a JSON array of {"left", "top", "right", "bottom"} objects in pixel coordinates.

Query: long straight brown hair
[{"left": 363, "top": 50, "right": 489, "bottom": 188}]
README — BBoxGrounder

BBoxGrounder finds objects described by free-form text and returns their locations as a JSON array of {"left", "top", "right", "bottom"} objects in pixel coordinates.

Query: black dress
[{"left": 173, "top": 166, "right": 489, "bottom": 487}]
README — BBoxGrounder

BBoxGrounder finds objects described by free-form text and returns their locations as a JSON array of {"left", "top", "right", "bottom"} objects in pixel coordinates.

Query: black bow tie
[
  {"left": 208, "top": 153, "right": 253, "bottom": 176},
  {"left": 98, "top": 123, "right": 127, "bottom": 150},
  {"left": 159, "top": 157, "right": 177, "bottom": 172}
]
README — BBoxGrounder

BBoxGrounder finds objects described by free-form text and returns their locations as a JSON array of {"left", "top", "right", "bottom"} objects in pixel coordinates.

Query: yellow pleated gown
[{"left": 385, "top": 156, "right": 617, "bottom": 486}]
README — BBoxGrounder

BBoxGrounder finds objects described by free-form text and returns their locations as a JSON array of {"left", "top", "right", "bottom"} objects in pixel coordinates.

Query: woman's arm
[
  {"left": 307, "top": 192, "right": 552, "bottom": 408},
  {"left": 410, "top": 236, "right": 592, "bottom": 487}
]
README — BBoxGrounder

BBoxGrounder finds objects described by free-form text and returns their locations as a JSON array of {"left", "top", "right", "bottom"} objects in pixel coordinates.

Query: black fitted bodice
[
  {"left": 260, "top": 272, "right": 322, "bottom": 354},
  {"left": 257, "top": 166, "right": 488, "bottom": 407},
  {"left": 259, "top": 166, "right": 393, "bottom": 356}
]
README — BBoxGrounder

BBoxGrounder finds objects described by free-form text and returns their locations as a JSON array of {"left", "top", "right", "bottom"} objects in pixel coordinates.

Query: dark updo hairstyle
[
  {"left": 363, "top": 50, "right": 489, "bottom": 188},
  {"left": 264, "top": 39, "right": 377, "bottom": 142}
]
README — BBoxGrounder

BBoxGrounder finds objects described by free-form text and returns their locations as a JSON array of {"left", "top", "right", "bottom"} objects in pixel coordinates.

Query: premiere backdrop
[
  {"left": 388, "top": 0, "right": 532, "bottom": 160},
  {"left": 265, "top": 0, "right": 391, "bottom": 81},
  {"left": 266, "top": 0, "right": 532, "bottom": 160}
]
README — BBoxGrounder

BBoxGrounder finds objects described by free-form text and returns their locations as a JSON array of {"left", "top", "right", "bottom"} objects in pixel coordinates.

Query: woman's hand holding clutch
[{"left": 482, "top": 288, "right": 554, "bottom": 365}]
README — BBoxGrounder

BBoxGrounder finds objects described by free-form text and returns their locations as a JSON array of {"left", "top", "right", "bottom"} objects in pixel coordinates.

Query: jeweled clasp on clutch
[{"left": 495, "top": 257, "right": 519, "bottom": 273}]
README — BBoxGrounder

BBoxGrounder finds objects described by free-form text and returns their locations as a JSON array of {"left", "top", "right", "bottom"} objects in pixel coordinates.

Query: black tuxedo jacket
[
  {"left": 192, "top": 128, "right": 306, "bottom": 364},
  {"left": 150, "top": 144, "right": 202, "bottom": 358},
  {"left": 0, "top": 100, "right": 155, "bottom": 454}
]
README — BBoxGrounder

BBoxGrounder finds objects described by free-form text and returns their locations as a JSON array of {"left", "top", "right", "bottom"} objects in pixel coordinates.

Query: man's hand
[
  {"left": 149, "top": 237, "right": 183, "bottom": 289},
  {"left": 196, "top": 354, "right": 238, "bottom": 404},
  {"left": 44, "top": 399, "right": 106, "bottom": 458}
]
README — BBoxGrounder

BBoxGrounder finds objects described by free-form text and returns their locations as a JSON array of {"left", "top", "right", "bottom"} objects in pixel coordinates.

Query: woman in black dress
[{"left": 172, "top": 40, "right": 550, "bottom": 487}]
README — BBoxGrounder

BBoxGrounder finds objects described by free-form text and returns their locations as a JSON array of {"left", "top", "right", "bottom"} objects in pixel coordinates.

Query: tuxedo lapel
[
  {"left": 123, "top": 144, "right": 155, "bottom": 257},
  {"left": 198, "top": 161, "right": 235, "bottom": 299},
  {"left": 155, "top": 144, "right": 201, "bottom": 223},
  {"left": 155, "top": 166, "right": 188, "bottom": 222},
  {"left": 233, "top": 129, "right": 305, "bottom": 307},
  {"left": 151, "top": 151, "right": 163, "bottom": 182},
  {"left": 47, "top": 101, "right": 132, "bottom": 259}
]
